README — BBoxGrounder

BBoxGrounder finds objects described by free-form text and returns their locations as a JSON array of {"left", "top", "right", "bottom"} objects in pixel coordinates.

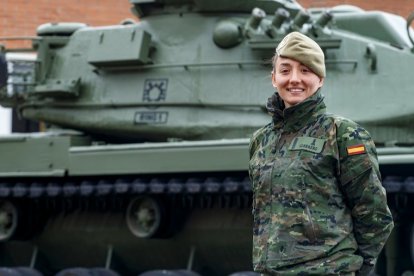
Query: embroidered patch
[
  {"left": 289, "top": 137, "right": 326, "bottom": 154},
  {"left": 347, "top": 144, "right": 366, "bottom": 156}
]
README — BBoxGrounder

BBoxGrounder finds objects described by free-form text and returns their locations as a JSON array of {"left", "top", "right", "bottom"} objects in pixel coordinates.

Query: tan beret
[{"left": 276, "top": 32, "right": 325, "bottom": 77}]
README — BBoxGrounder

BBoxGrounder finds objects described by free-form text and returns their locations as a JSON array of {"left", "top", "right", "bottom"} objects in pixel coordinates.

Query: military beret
[{"left": 276, "top": 32, "right": 325, "bottom": 77}]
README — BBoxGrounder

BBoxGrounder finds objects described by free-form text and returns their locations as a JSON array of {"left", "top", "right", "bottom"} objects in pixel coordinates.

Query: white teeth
[{"left": 288, "top": 88, "right": 304, "bottom": 92}]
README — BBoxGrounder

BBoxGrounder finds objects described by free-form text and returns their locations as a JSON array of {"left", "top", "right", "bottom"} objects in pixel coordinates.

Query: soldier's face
[{"left": 272, "top": 57, "right": 324, "bottom": 108}]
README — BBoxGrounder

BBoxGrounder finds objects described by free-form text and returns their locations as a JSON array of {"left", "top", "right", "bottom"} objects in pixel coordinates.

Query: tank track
[
  {"left": 0, "top": 174, "right": 411, "bottom": 210},
  {"left": 0, "top": 175, "right": 252, "bottom": 209},
  {"left": 0, "top": 174, "right": 253, "bottom": 241},
  {"left": 0, "top": 173, "right": 410, "bottom": 194}
]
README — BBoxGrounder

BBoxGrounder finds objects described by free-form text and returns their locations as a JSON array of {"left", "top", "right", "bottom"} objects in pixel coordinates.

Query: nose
[{"left": 289, "top": 69, "right": 300, "bottom": 84}]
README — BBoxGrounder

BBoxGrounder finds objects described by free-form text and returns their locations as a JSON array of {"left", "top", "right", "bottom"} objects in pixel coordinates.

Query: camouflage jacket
[{"left": 249, "top": 91, "right": 394, "bottom": 275}]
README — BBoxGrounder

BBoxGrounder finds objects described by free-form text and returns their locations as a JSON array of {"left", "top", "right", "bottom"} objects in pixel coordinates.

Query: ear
[
  {"left": 271, "top": 71, "right": 277, "bottom": 88},
  {"left": 318, "top": 77, "right": 324, "bottom": 88}
]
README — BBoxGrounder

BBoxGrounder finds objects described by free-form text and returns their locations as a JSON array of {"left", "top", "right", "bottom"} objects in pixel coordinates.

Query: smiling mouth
[{"left": 287, "top": 88, "right": 304, "bottom": 93}]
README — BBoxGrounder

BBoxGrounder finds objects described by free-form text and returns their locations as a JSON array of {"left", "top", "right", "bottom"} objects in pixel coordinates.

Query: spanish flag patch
[{"left": 347, "top": 144, "right": 366, "bottom": 156}]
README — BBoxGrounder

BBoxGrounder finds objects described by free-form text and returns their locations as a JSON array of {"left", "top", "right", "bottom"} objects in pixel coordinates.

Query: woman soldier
[{"left": 249, "top": 32, "right": 394, "bottom": 275}]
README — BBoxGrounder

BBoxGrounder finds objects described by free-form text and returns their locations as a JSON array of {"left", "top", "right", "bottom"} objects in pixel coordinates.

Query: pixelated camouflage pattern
[{"left": 249, "top": 91, "right": 393, "bottom": 275}]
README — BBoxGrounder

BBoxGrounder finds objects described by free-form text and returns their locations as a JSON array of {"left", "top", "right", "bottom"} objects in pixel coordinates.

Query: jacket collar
[{"left": 266, "top": 90, "right": 326, "bottom": 132}]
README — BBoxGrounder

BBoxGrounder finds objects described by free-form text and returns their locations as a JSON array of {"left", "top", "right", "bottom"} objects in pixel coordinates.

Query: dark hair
[{"left": 269, "top": 54, "right": 278, "bottom": 73}]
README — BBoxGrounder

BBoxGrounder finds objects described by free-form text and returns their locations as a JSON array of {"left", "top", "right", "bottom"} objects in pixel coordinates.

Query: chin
[{"left": 286, "top": 99, "right": 304, "bottom": 106}]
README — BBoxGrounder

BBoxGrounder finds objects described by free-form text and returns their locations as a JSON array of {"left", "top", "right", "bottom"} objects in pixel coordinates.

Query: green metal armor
[{"left": 249, "top": 91, "right": 394, "bottom": 275}]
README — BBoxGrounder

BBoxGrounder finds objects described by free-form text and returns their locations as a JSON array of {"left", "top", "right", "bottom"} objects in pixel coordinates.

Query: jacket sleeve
[
  {"left": 249, "top": 132, "right": 259, "bottom": 160},
  {"left": 336, "top": 120, "right": 394, "bottom": 275}
]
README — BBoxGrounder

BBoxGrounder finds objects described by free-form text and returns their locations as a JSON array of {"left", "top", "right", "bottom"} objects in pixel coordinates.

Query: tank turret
[
  {"left": 1, "top": 0, "right": 414, "bottom": 144},
  {"left": 1, "top": 1, "right": 414, "bottom": 275}
]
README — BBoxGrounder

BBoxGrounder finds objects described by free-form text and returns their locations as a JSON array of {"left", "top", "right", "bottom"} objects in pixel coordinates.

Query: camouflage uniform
[{"left": 249, "top": 90, "right": 394, "bottom": 275}]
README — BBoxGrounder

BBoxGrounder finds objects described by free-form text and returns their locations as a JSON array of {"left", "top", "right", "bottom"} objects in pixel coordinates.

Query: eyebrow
[
  {"left": 278, "top": 63, "right": 292, "bottom": 67},
  {"left": 279, "top": 62, "right": 310, "bottom": 69}
]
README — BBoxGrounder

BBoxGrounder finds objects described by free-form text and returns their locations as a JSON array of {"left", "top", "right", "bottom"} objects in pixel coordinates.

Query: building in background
[
  {"left": 302, "top": 0, "right": 414, "bottom": 19},
  {"left": 0, "top": 1, "right": 133, "bottom": 49},
  {"left": 1, "top": 0, "right": 412, "bottom": 50}
]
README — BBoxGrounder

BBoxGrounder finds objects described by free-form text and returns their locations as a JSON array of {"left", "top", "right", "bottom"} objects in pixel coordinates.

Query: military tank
[{"left": 0, "top": 0, "right": 414, "bottom": 275}]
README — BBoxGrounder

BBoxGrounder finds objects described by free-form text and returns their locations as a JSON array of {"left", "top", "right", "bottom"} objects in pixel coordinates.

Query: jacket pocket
[{"left": 266, "top": 173, "right": 324, "bottom": 264}]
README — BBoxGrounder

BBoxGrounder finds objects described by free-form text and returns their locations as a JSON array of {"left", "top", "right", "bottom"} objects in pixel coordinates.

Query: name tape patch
[
  {"left": 289, "top": 137, "right": 326, "bottom": 154},
  {"left": 347, "top": 144, "right": 366, "bottom": 156}
]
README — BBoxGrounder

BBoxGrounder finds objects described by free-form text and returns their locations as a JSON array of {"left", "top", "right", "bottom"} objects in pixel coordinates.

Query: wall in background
[
  {"left": 0, "top": 1, "right": 413, "bottom": 49},
  {"left": 301, "top": 0, "right": 414, "bottom": 19},
  {"left": 0, "top": 0, "right": 132, "bottom": 49}
]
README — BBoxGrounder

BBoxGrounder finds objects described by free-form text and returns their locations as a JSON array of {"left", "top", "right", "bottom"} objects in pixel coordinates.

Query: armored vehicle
[{"left": 0, "top": 0, "right": 414, "bottom": 275}]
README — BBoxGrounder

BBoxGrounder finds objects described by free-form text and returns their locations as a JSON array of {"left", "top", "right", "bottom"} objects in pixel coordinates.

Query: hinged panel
[{"left": 88, "top": 27, "right": 152, "bottom": 67}]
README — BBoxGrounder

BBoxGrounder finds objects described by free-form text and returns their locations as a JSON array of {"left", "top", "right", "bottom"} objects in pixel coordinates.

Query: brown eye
[
  {"left": 301, "top": 67, "right": 311, "bottom": 73},
  {"left": 279, "top": 68, "right": 289, "bottom": 74}
]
